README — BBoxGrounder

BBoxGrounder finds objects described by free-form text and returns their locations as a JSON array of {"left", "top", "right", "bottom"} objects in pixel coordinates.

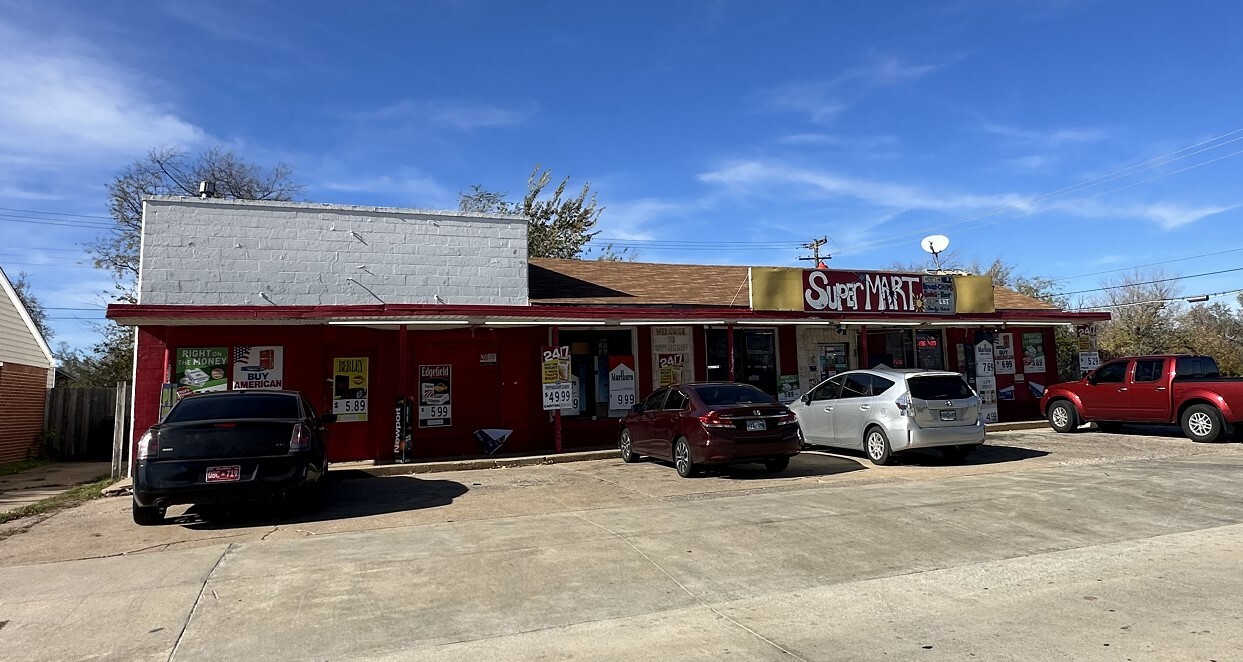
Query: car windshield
[
  {"left": 908, "top": 375, "right": 974, "bottom": 400},
  {"left": 690, "top": 384, "right": 776, "bottom": 406},
  {"left": 164, "top": 393, "right": 301, "bottom": 423}
]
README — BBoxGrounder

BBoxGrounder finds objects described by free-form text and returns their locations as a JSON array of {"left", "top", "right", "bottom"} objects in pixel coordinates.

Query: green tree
[
  {"left": 1172, "top": 295, "right": 1243, "bottom": 376},
  {"left": 459, "top": 166, "right": 606, "bottom": 259},
  {"left": 9, "top": 271, "right": 52, "bottom": 343}
]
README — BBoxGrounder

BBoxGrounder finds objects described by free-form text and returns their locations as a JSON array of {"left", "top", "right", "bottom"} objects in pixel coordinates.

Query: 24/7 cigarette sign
[{"left": 541, "top": 346, "right": 572, "bottom": 411}]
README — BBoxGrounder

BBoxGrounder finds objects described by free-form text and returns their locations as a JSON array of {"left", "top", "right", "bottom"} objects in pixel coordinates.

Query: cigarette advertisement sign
[
  {"left": 332, "top": 357, "right": 369, "bottom": 422},
  {"left": 175, "top": 347, "right": 228, "bottom": 399},
  {"left": 418, "top": 364, "right": 452, "bottom": 427},
  {"left": 994, "top": 333, "right": 1016, "bottom": 375},
  {"left": 231, "top": 346, "right": 284, "bottom": 390},
  {"left": 608, "top": 356, "right": 637, "bottom": 416},
  {"left": 542, "top": 345, "right": 573, "bottom": 411},
  {"left": 652, "top": 326, "right": 692, "bottom": 388},
  {"left": 974, "top": 339, "right": 999, "bottom": 424},
  {"left": 1022, "top": 332, "right": 1047, "bottom": 374}
]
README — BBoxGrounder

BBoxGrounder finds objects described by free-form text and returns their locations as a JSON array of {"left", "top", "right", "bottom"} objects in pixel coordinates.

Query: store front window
[
  {"left": 915, "top": 330, "right": 945, "bottom": 370},
  {"left": 559, "top": 329, "right": 634, "bottom": 419},
  {"left": 866, "top": 330, "right": 914, "bottom": 369},
  {"left": 705, "top": 328, "right": 778, "bottom": 396}
]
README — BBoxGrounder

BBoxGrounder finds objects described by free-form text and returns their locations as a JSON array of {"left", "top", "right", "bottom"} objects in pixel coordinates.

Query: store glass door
[{"left": 705, "top": 328, "right": 778, "bottom": 396}]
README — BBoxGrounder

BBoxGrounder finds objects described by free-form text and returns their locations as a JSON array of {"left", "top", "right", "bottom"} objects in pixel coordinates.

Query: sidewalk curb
[
  {"left": 986, "top": 421, "right": 1049, "bottom": 433},
  {"left": 102, "top": 477, "right": 132, "bottom": 497},
  {"left": 342, "top": 449, "right": 619, "bottom": 477}
]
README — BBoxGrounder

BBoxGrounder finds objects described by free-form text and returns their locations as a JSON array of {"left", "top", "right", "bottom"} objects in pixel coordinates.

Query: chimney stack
[{"left": 198, "top": 181, "right": 216, "bottom": 199}]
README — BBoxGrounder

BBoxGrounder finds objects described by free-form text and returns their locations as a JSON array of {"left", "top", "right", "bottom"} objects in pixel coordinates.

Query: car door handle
[
  {"left": 859, "top": 404, "right": 871, "bottom": 411},
  {"left": 1117, "top": 387, "right": 1128, "bottom": 392},
  {"left": 824, "top": 407, "right": 833, "bottom": 412},
  {"left": 1155, "top": 387, "right": 1167, "bottom": 391}
]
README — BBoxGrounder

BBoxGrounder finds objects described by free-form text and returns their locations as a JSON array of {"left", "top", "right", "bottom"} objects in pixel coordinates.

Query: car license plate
[
  {"left": 746, "top": 420, "right": 766, "bottom": 431},
  {"left": 206, "top": 465, "right": 241, "bottom": 482},
  {"left": 939, "top": 409, "right": 958, "bottom": 422}
]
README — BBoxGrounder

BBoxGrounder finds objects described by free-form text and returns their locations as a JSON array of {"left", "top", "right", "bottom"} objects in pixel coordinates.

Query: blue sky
[{"left": 2, "top": 0, "right": 1242, "bottom": 349}]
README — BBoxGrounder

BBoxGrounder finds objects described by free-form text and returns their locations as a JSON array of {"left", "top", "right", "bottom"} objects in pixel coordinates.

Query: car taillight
[
  {"left": 290, "top": 423, "right": 310, "bottom": 452},
  {"left": 895, "top": 392, "right": 915, "bottom": 417},
  {"left": 136, "top": 430, "right": 158, "bottom": 459},
  {"left": 776, "top": 412, "right": 798, "bottom": 425},
  {"left": 698, "top": 411, "right": 732, "bottom": 429}
]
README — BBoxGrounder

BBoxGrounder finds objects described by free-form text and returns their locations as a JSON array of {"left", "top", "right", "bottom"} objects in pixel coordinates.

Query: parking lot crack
[
  {"left": 571, "top": 512, "right": 809, "bottom": 661},
  {"left": 166, "top": 542, "right": 234, "bottom": 662}
]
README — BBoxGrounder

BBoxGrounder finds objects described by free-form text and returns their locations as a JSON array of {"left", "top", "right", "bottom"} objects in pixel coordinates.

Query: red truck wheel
[
  {"left": 1181, "top": 404, "right": 1224, "bottom": 443},
  {"left": 1047, "top": 400, "right": 1079, "bottom": 433}
]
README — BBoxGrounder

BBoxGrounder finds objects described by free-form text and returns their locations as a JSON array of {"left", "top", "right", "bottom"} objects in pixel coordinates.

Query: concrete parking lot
[{"left": 1, "top": 426, "right": 1241, "bottom": 660}]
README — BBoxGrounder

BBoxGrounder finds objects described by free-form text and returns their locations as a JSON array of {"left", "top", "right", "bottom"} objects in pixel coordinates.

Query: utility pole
[{"left": 798, "top": 237, "right": 830, "bottom": 268}]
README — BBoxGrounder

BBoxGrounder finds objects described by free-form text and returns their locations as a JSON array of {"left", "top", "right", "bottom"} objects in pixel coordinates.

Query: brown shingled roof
[{"left": 529, "top": 258, "right": 1059, "bottom": 311}]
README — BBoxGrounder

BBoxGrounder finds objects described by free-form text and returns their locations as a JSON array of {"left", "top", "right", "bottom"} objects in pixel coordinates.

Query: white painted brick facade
[{"left": 138, "top": 197, "right": 529, "bottom": 306}]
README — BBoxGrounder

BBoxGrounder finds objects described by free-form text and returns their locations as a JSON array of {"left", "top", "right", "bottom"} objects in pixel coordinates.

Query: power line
[
  {"left": 0, "top": 206, "right": 111, "bottom": 220},
  {"left": 1054, "top": 265, "right": 1243, "bottom": 297},
  {"left": 1050, "top": 245, "right": 1243, "bottom": 282},
  {"left": 1075, "top": 287, "right": 1243, "bottom": 311},
  {"left": 0, "top": 215, "right": 118, "bottom": 231},
  {"left": 0, "top": 260, "right": 99, "bottom": 270}
]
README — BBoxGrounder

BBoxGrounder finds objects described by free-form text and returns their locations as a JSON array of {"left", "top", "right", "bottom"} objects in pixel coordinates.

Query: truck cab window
[
  {"left": 1134, "top": 360, "right": 1164, "bottom": 383},
  {"left": 1094, "top": 362, "right": 1127, "bottom": 384}
]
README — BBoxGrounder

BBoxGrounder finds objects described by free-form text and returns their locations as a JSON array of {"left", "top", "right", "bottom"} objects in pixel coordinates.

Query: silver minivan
[{"left": 788, "top": 368, "right": 985, "bottom": 465}]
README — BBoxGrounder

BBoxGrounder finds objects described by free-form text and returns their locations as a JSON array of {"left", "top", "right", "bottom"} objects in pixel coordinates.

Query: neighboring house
[{"left": 0, "top": 265, "right": 56, "bottom": 463}]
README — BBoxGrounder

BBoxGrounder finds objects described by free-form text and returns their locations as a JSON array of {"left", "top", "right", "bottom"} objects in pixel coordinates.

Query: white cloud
[
  {"left": 1003, "top": 154, "right": 1057, "bottom": 170},
  {"left": 698, "top": 160, "right": 1035, "bottom": 213},
  {"left": 1050, "top": 199, "right": 1237, "bottom": 229},
  {"left": 0, "top": 21, "right": 206, "bottom": 161},
  {"left": 761, "top": 55, "right": 942, "bottom": 123},
  {"left": 317, "top": 172, "right": 456, "bottom": 210},
  {"left": 981, "top": 121, "right": 1106, "bottom": 146},
  {"left": 593, "top": 198, "right": 696, "bottom": 242},
  {"left": 363, "top": 99, "right": 537, "bottom": 130}
]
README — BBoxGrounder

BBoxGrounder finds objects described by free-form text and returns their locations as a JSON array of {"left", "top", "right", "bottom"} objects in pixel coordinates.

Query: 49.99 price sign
[
  {"left": 541, "top": 345, "right": 573, "bottom": 411},
  {"left": 418, "top": 364, "right": 452, "bottom": 428}
]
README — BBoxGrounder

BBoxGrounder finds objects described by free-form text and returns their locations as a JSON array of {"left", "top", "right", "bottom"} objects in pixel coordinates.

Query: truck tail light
[
  {"left": 136, "top": 430, "right": 158, "bottom": 459},
  {"left": 290, "top": 424, "right": 310, "bottom": 453},
  {"left": 698, "top": 411, "right": 733, "bottom": 429}
]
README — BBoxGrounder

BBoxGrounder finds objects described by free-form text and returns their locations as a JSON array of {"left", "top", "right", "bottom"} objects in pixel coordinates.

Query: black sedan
[{"left": 131, "top": 390, "right": 333, "bottom": 525}]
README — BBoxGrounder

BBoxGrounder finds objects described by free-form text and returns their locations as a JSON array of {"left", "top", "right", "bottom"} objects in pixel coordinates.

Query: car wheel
[
  {"left": 619, "top": 428, "right": 639, "bottom": 463},
  {"left": 132, "top": 500, "right": 165, "bottom": 526},
  {"left": 1047, "top": 400, "right": 1079, "bottom": 433},
  {"left": 1181, "top": 404, "right": 1224, "bottom": 443},
  {"left": 674, "top": 437, "right": 696, "bottom": 478},
  {"left": 864, "top": 427, "right": 894, "bottom": 466},
  {"left": 940, "top": 444, "right": 976, "bottom": 464},
  {"left": 764, "top": 456, "right": 790, "bottom": 473}
]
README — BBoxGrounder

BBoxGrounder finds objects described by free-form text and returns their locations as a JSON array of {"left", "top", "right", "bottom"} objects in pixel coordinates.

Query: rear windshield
[
  {"left": 689, "top": 384, "right": 776, "bottom": 406},
  {"left": 165, "top": 393, "right": 301, "bottom": 423},
  {"left": 908, "top": 375, "right": 974, "bottom": 400},
  {"left": 1175, "top": 356, "right": 1220, "bottom": 379}
]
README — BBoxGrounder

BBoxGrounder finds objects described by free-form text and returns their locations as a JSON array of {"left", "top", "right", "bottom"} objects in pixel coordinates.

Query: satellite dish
[{"left": 921, "top": 234, "right": 950, "bottom": 254}]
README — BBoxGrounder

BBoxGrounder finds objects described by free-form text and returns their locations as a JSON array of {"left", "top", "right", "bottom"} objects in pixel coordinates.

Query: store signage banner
[
  {"left": 1022, "top": 332, "right": 1047, "bottom": 373},
  {"left": 778, "top": 375, "right": 802, "bottom": 404},
  {"left": 418, "top": 364, "right": 452, "bottom": 428},
  {"left": 608, "top": 356, "right": 637, "bottom": 416},
  {"left": 231, "top": 346, "right": 284, "bottom": 390},
  {"left": 541, "top": 345, "right": 573, "bottom": 411},
  {"left": 1078, "top": 351, "right": 1101, "bottom": 372},
  {"left": 750, "top": 267, "right": 994, "bottom": 314},
  {"left": 333, "top": 357, "right": 369, "bottom": 422},
  {"left": 394, "top": 397, "right": 412, "bottom": 462},
  {"left": 994, "top": 333, "right": 1016, "bottom": 375},
  {"left": 652, "top": 326, "right": 692, "bottom": 388},
  {"left": 174, "top": 347, "right": 228, "bottom": 398}
]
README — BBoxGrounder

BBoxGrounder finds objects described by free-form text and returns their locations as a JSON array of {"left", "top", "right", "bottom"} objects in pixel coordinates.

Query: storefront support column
[
  {"left": 859, "top": 325, "right": 869, "bottom": 370},
  {"left": 727, "top": 323, "right": 736, "bottom": 381},
  {"left": 398, "top": 324, "right": 409, "bottom": 396},
  {"left": 551, "top": 325, "right": 562, "bottom": 453}
]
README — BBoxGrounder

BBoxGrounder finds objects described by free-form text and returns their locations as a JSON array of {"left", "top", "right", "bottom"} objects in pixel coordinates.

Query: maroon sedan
[{"left": 618, "top": 382, "right": 801, "bottom": 477}]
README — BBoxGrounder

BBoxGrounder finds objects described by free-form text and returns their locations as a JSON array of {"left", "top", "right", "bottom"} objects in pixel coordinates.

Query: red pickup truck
[{"left": 1041, "top": 355, "right": 1243, "bottom": 442}]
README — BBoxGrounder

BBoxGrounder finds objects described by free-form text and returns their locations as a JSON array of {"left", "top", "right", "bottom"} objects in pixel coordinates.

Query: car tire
[
  {"left": 619, "top": 428, "right": 639, "bottom": 463},
  {"left": 132, "top": 500, "right": 165, "bottom": 526},
  {"left": 764, "top": 457, "right": 790, "bottom": 473},
  {"left": 864, "top": 427, "right": 894, "bottom": 466},
  {"left": 674, "top": 437, "right": 696, "bottom": 478},
  {"left": 940, "top": 444, "right": 976, "bottom": 464},
  {"left": 1047, "top": 400, "right": 1079, "bottom": 433},
  {"left": 1181, "top": 404, "right": 1224, "bottom": 443}
]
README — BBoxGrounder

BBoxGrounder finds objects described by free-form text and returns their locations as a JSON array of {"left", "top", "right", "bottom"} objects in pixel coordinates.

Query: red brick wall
[{"left": 0, "top": 362, "right": 49, "bottom": 463}]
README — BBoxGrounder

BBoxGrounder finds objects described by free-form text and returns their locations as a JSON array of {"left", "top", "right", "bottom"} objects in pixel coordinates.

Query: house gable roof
[
  {"left": 529, "top": 258, "right": 1059, "bottom": 311},
  {"left": 0, "top": 265, "right": 56, "bottom": 369}
]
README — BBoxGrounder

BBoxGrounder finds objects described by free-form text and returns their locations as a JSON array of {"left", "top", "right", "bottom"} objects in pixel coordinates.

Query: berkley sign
[
  {"left": 749, "top": 267, "right": 992, "bottom": 314},
  {"left": 803, "top": 270, "right": 954, "bottom": 314}
]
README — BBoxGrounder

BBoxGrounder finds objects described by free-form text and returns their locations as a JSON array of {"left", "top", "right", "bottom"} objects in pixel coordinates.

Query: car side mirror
[
  {"left": 1085, "top": 373, "right": 1097, "bottom": 385},
  {"left": 630, "top": 404, "right": 644, "bottom": 414},
  {"left": 800, "top": 394, "right": 811, "bottom": 404},
  {"left": 319, "top": 413, "right": 338, "bottom": 425}
]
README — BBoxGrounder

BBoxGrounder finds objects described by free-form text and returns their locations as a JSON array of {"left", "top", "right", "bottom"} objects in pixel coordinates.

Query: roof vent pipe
[{"left": 198, "top": 181, "right": 216, "bottom": 199}]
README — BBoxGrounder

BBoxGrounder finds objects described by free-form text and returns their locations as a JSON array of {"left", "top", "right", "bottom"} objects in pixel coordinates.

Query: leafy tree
[
  {"left": 9, "top": 271, "right": 52, "bottom": 343},
  {"left": 459, "top": 166, "right": 606, "bottom": 259},
  {"left": 53, "top": 324, "right": 134, "bottom": 387},
  {"left": 1172, "top": 296, "right": 1243, "bottom": 376},
  {"left": 89, "top": 146, "right": 303, "bottom": 298}
]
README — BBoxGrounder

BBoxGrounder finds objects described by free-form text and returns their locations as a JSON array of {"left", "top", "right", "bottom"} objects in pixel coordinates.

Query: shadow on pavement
[
  {"left": 640, "top": 450, "right": 867, "bottom": 480},
  {"left": 1087, "top": 423, "right": 1243, "bottom": 443},
  {"left": 168, "top": 471, "right": 469, "bottom": 530},
  {"left": 805, "top": 443, "right": 1050, "bottom": 467}
]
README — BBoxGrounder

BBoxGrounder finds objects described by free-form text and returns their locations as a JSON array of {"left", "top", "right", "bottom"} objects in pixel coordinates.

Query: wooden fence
[{"left": 43, "top": 384, "right": 129, "bottom": 463}]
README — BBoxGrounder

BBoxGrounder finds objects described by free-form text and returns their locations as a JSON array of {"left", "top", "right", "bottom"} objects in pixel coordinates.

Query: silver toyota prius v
[{"left": 788, "top": 368, "right": 985, "bottom": 465}]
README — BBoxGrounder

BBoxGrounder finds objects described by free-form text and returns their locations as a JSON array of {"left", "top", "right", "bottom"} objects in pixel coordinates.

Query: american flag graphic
[{"left": 233, "top": 346, "right": 252, "bottom": 363}]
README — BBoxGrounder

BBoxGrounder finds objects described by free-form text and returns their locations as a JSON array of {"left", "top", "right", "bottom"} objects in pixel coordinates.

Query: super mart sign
[{"left": 749, "top": 267, "right": 995, "bottom": 315}]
